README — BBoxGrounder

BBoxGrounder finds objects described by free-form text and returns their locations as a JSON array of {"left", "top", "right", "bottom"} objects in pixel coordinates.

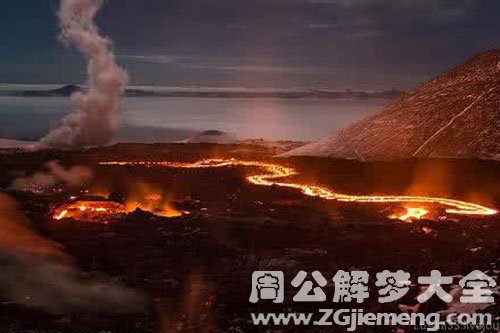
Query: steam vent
[{"left": 284, "top": 49, "right": 500, "bottom": 160}]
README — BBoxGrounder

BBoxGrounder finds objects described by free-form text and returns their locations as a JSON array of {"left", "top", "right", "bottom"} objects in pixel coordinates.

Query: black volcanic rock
[{"left": 284, "top": 49, "right": 500, "bottom": 160}]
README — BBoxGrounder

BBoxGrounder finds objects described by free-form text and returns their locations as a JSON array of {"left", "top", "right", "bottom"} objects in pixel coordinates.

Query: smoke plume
[
  {"left": 0, "top": 194, "right": 144, "bottom": 313},
  {"left": 10, "top": 161, "right": 93, "bottom": 192},
  {"left": 39, "top": 0, "right": 128, "bottom": 149}
]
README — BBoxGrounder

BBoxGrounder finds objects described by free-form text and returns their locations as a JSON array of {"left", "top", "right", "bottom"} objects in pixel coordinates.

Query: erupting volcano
[{"left": 100, "top": 158, "right": 497, "bottom": 219}]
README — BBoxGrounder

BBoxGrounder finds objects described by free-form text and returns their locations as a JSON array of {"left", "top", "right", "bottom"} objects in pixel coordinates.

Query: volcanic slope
[{"left": 284, "top": 49, "right": 500, "bottom": 160}]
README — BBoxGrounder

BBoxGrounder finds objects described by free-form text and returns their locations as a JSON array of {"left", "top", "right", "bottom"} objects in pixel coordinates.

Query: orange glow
[
  {"left": 55, "top": 209, "right": 68, "bottom": 220},
  {"left": 124, "top": 183, "right": 182, "bottom": 218},
  {"left": 53, "top": 201, "right": 127, "bottom": 222},
  {"left": 421, "top": 226, "right": 433, "bottom": 235},
  {"left": 125, "top": 199, "right": 182, "bottom": 218},
  {"left": 53, "top": 199, "right": 182, "bottom": 222},
  {"left": 146, "top": 193, "right": 162, "bottom": 201},
  {"left": 389, "top": 207, "right": 429, "bottom": 222},
  {"left": 100, "top": 158, "right": 498, "bottom": 217}
]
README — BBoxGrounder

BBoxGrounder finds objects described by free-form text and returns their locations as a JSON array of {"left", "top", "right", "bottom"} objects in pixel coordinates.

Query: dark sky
[{"left": 1, "top": 0, "right": 499, "bottom": 89}]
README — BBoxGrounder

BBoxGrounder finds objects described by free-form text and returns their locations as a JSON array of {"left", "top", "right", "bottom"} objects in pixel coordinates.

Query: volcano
[{"left": 284, "top": 49, "right": 500, "bottom": 160}]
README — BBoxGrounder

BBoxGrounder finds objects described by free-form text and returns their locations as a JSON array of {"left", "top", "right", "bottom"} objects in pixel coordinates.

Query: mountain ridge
[
  {"left": 7, "top": 85, "right": 403, "bottom": 100},
  {"left": 283, "top": 49, "right": 500, "bottom": 161}
]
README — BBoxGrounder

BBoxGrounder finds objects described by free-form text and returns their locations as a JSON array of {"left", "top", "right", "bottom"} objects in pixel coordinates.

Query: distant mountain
[
  {"left": 16, "top": 84, "right": 81, "bottom": 97},
  {"left": 186, "top": 130, "right": 237, "bottom": 144},
  {"left": 0, "top": 139, "right": 36, "bottom": 151},
  {"left": 283, "top": 49, "right": 500, "bottom": 161},
  {"left": 12, "top": 85, "right": 403, "bottom": 100}
]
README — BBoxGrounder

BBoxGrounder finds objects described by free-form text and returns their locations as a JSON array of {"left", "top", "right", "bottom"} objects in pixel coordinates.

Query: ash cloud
[
  {"left": 0, "top": 194, "right": 144, "bottom": 314},
  {"left": 9, "top": 161, "right": 93, "bottom": 192},
  {"left": 39, "top": 0, "right": 128, "bottom": 149}
]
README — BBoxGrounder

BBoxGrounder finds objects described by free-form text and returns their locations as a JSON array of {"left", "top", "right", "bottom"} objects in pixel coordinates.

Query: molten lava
[
  {"left": 53, "top": 201, "right": 128, "bottom": 223},
  {"left": 101, "top": 158, "right": 498, "bottom": 218},
  {"left": 125, "top": 192, "right": 182, "bottom": 218},
  {"left": 389, "top": 207, "right": 429, "bottom": 222},
  {"left": 53, "top": 198, "right": 182, "bottom": 222}
]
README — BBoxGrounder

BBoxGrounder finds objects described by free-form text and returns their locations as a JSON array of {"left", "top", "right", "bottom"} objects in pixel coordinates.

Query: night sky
[{"left": 1, "top": 0, "right": 499, "bottom": 89}]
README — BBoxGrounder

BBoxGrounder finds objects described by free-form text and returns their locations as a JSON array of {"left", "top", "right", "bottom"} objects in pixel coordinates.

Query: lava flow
[
  {"left": 53, "top": 201, "right": 128, "bottom": 223},
  {"left": 100, "top": 158, "right": 498, "bottom": 218},
  {"left": 389, "top": 207, "right": 429, "bottom": 222},
  {"left": 126, "top": 193, "right": 183, "bottom": 218},
  {"left": 53, "top": 198, "right": 182, "bottom": 222}
]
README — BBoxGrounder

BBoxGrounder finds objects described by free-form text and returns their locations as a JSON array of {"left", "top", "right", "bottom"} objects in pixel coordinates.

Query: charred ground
[{"left": 0, "top": 143, "right": 499, "bottom": 332}]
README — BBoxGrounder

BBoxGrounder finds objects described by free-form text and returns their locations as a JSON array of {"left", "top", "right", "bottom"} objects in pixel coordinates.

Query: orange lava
[
  {"left": 53, "top": 201, "right": 128, "bottom": 222},
  {"left": 125, "top": 194, "right": 182, "bottom": 218},
  {"left": 100, "top": 158, "right": 498, "bottom": 218},
  {"left": 389, "top": 207, "right": 429, "bottom": 222},
  {"left": 124, "top": 182, "right": 182, "bottom": 218},
  {"left": 53, "top": 199, "right": 182, "bottom": 222}
]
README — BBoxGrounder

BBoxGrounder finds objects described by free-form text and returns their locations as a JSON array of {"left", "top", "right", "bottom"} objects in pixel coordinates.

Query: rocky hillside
[{"left": 284, "top": 49, "right": 500, "bottom": 160}]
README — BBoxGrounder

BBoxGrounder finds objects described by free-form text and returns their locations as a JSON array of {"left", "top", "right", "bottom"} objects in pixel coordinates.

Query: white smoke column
[{"left": 39, "top": 0, "right": 128, "bottom": 149}]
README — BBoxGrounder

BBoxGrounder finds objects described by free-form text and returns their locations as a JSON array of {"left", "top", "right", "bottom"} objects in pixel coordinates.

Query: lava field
[{"left": 0, "top": 143, "right": 499, "bottom": 332}]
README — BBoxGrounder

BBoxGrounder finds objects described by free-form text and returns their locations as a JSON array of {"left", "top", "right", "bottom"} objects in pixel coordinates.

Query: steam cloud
[
  {"left": 10, "top": 161, "right": 93, "bottom": 192},
  {"left": 39, "top": 0, "right": 128, "bottom": 149},
  {"left": 0, "top": 194, "right": 144, "bottom": 313}
]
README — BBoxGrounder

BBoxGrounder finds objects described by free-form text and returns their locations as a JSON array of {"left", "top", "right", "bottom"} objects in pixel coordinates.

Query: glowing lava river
[{"left": 100, "top": 158, "right": 498, "bottom": 219}]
